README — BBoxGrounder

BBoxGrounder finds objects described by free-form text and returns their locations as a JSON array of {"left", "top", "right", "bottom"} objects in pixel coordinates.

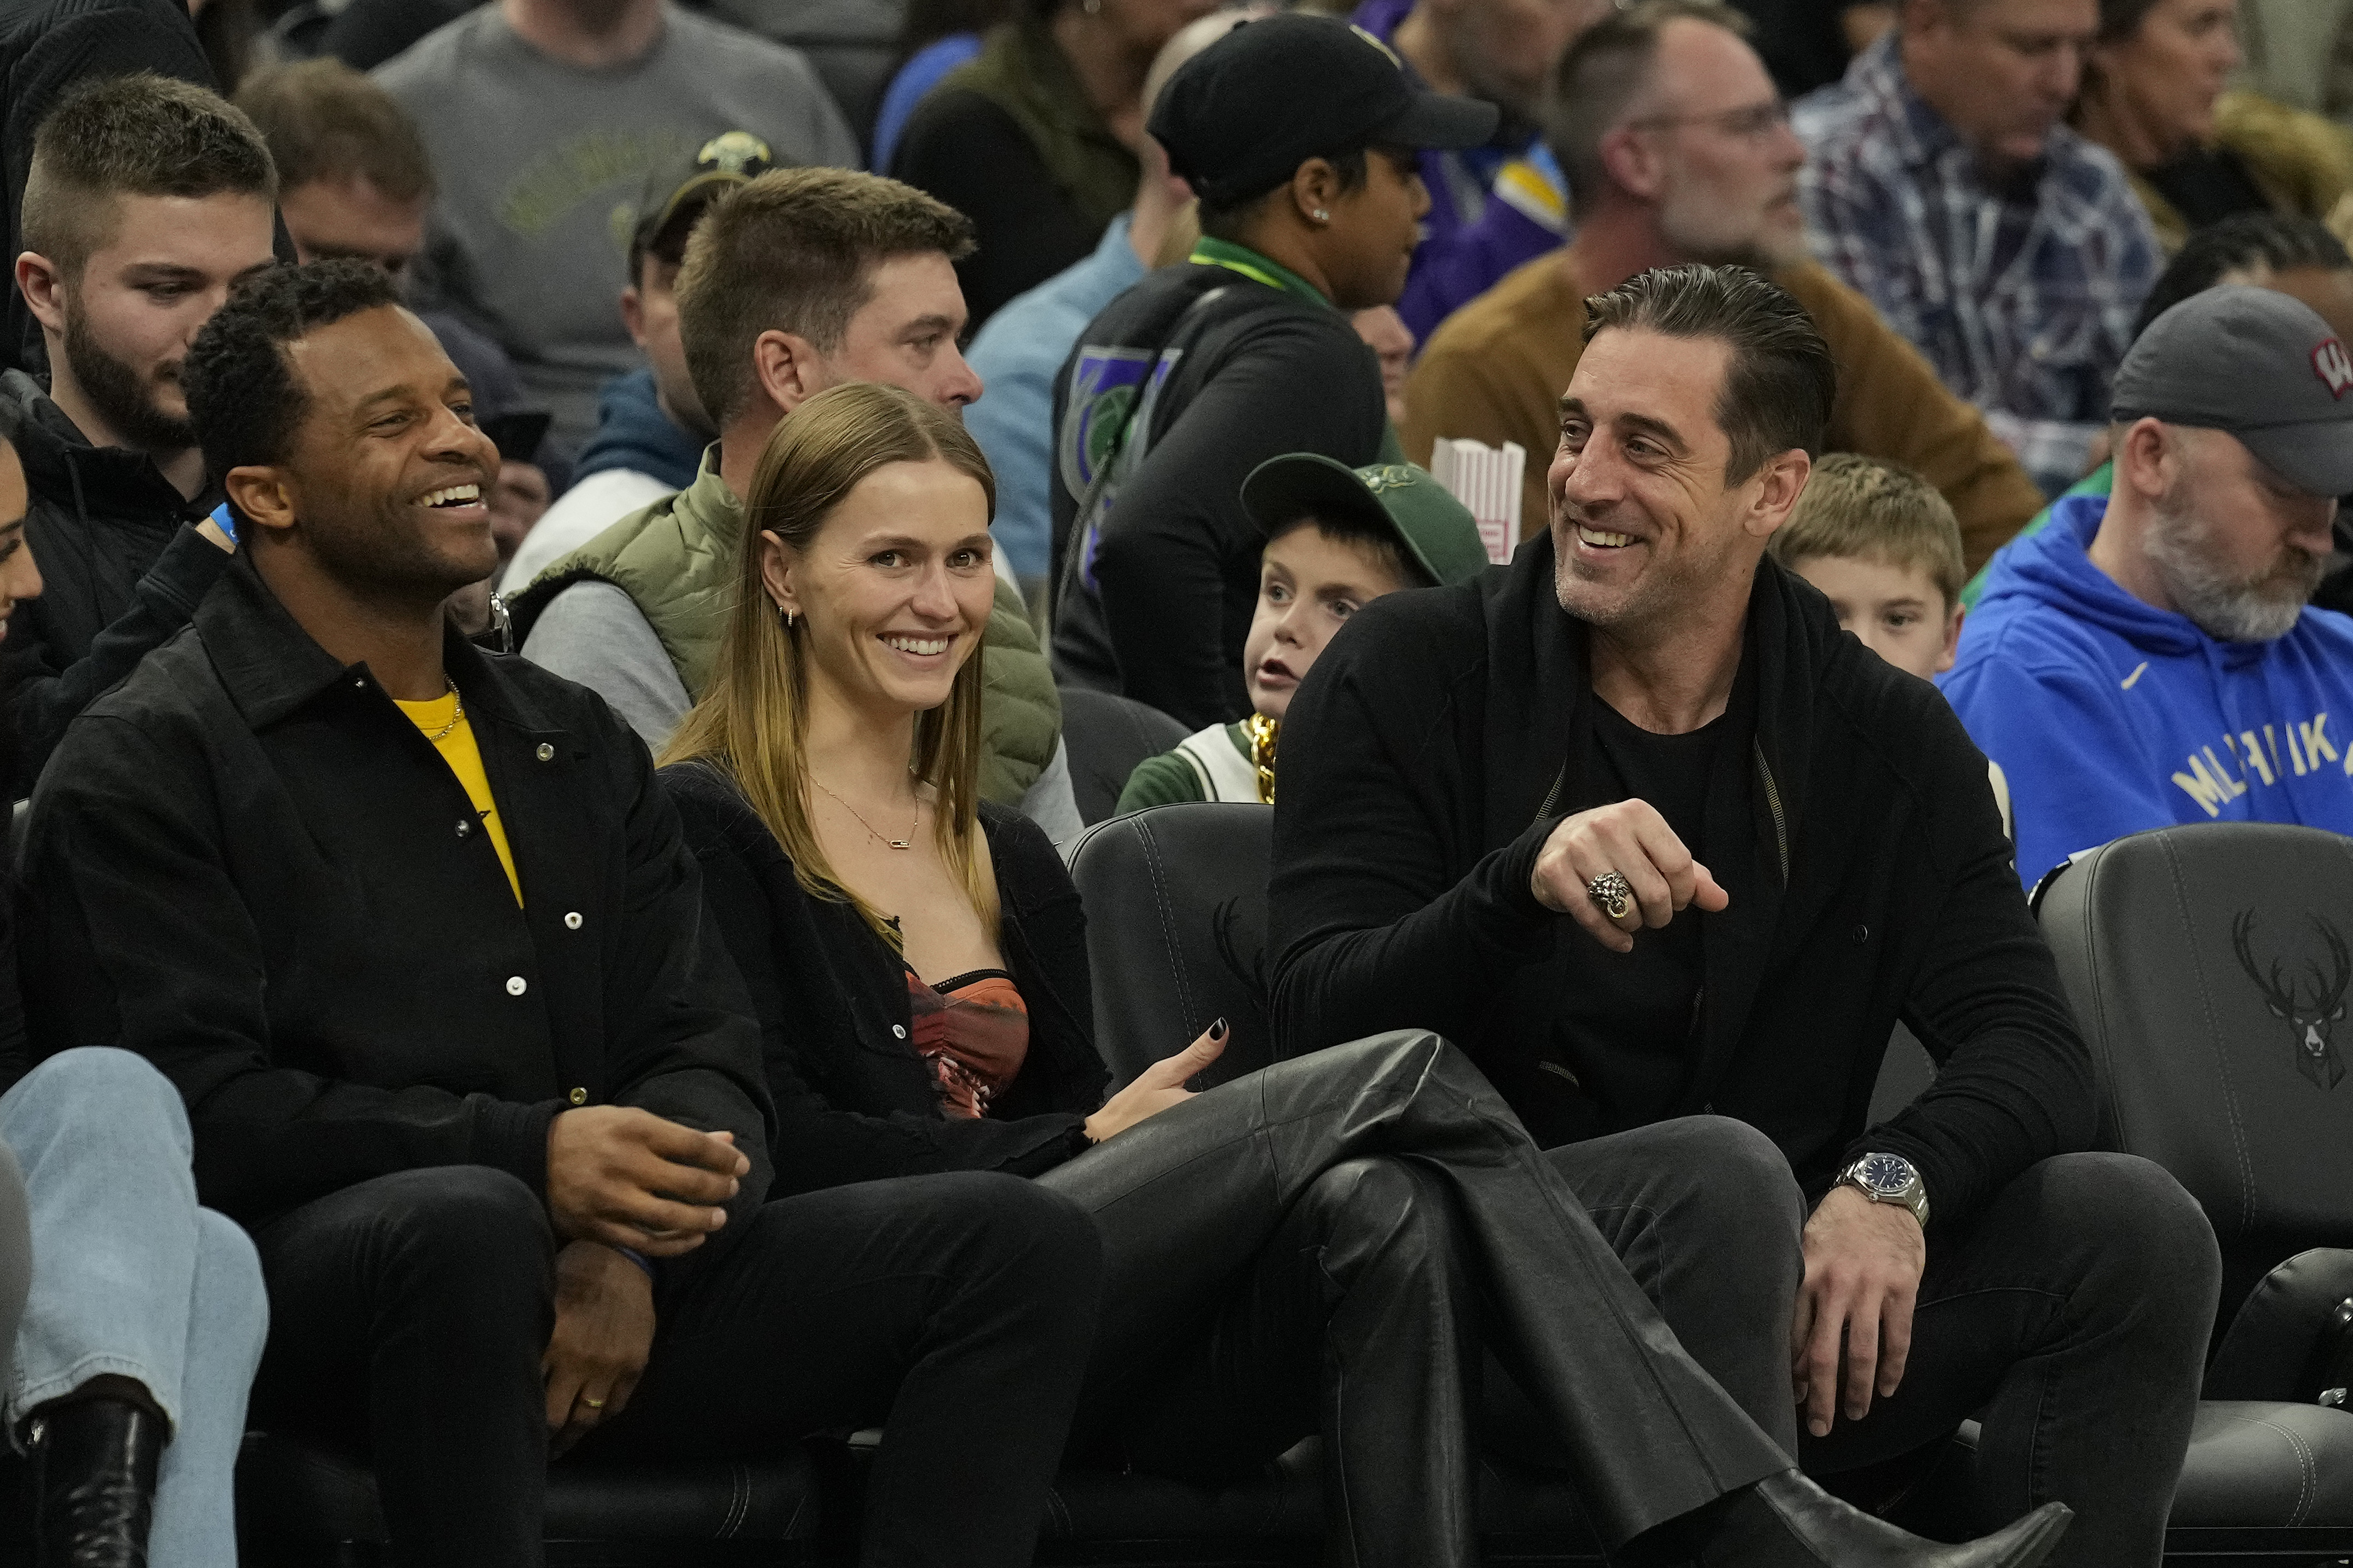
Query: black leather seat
[
  {"left": 2036, "top": 823, "right": 2353, "bottom": 1554},
  {"left": 235, "top": 1431, "right": 823, "bottom": 1566},
  {"left": 1057, "top": 802, "right": 1604, "bottom": 1561},
  {"left": 1058, "top": 689, "right": 1192, "bottom": 829},
  {"left": 1065, "top": 802, "right": 1276, "bottom": 1088}
]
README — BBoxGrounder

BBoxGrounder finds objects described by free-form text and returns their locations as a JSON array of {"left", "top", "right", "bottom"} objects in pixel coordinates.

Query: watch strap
[{"left": 1839, "top": 1155, "right": 1930, "bottom": 1229}]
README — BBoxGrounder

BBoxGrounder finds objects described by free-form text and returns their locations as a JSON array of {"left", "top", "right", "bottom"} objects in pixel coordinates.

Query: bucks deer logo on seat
[{"left": 2231, "top": 911, "right": 2352, "bottom": 1089}]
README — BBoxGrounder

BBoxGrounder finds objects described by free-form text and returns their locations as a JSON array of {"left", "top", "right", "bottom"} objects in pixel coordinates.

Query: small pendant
[{"left": 888, "top": 838, "right": 913, "bottom": 850}]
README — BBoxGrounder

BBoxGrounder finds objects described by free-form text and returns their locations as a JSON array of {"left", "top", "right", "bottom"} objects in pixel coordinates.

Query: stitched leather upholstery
[
  {"left": 1059, "top": 688, "right": 1191, "bottom": 827},
  {"left": 2037, "top": 824, "right": 2353, "bottom": 1530},
  {"left": 235, "top": 1431, "right": 820, "bottom": 1557},
  {"left": 1039, "top": 1439, "right": 1599, "bottom": 1553},
  {"left": 2035, "top": 823, "right": 2353, "bottom": 1242},
  {"left": 1065, "top": 802, "right": 1274, "bottom": 1090},
  {"left": 2171, "top": 1404, "right": 2353, "bottom": 1526}
]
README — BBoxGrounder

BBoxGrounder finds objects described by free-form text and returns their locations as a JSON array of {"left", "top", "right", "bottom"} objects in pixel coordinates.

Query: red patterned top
[{"left": 903, "top": 967, "right": 1030, "bottom": 1119}]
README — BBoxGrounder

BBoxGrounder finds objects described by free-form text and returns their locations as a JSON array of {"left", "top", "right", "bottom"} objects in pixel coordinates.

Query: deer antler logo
[{"left": 2232, "top": 911, "right": 2352, "bottom": 1090}]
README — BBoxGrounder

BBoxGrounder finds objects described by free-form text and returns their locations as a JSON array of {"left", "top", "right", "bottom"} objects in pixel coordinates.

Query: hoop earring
[{"left": 778, "top": 603, "right": 795, "bottom": 632}]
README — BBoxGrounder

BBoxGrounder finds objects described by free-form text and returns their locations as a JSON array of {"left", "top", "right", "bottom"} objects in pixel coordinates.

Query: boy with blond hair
[{"left": 1771, "top": 454, "right": 2011, "bottom": 834}]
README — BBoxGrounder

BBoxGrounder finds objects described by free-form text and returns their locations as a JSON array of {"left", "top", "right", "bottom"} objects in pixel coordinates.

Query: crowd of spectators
[{"left": 0, "top": 0, "right": 2348, "bottom": 1561}]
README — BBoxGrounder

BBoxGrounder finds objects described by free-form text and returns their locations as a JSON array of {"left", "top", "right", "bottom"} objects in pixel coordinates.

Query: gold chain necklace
[
  {"left": 1245, "top": 712, "right": 1279, "bottom": 805},
  {"left": 812, "top": 778, "right": 921, "bottom": 850},
  {"left": 420, "top": 679, "right": 464, "bottom": 743}
]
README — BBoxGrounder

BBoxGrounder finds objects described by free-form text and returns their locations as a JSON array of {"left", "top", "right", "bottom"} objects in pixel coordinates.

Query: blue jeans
[{"left": 2, "top": 1048, "right": 269, "bottom": 1567}]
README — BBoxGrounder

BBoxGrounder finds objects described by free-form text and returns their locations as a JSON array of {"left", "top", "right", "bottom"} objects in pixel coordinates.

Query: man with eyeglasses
[
  {"left": 1402, "top": 0, "right": 2044, "bottom": 573},
  {"left": 1793, "top": 0, "right": 2158, "bottom": 498}
]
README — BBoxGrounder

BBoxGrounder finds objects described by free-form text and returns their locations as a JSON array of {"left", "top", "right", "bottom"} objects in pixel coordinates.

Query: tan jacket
[
  {"left": 1399, "top": 252, "right": 2048, "bottom": 575},
  {"left": 2124, "top": 91, "right": 2353, "bottom": 253}
]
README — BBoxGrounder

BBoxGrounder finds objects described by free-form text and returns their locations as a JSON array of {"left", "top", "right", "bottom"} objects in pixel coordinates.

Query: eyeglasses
[{"left": 1625, "top": 99, "right": 1793, "bottom": 141}]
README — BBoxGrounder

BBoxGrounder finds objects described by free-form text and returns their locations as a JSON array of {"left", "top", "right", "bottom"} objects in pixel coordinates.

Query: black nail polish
[{"left": 1211, "top": 1017, "right": 1229, "bottom": 1040}]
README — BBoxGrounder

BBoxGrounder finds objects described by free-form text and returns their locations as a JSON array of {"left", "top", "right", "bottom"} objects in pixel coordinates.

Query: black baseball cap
[
  {"left": 626, "top": 130, "right": 777, "bottom": 274},
  {"left": 1147, "top": 13, "right": 1499, "bottom": 210},
  {"left": 2112, "top": 285, "right": 2353, "bottom": 497}
]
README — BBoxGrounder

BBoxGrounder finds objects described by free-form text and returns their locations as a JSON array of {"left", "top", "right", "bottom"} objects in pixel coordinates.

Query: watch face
[{"left": 1858, "top": 1153, "right": 1916, "bottom": 1195}]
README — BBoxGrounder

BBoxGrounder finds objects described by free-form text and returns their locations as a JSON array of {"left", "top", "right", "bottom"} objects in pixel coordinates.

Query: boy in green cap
[{"left": 1117, "top": 454, "right": 1490, "bottom": 811}]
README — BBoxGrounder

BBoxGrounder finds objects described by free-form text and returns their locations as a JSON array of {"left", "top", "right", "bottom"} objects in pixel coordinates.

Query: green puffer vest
[{"left": 508, "top": 459, "right": 1062, "bottom": 805}]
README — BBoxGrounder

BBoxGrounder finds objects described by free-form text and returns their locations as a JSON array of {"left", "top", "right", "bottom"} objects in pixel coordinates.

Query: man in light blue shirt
[
  {"left": 966, "top": 211, "right": 1151, "bottom": 604},
  {"left": 963, "top": 14, "right": 1233, "bottom": 604}
]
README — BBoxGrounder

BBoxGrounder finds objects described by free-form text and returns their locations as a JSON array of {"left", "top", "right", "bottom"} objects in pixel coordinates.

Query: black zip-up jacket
[
  {"left": 662, "top": 760, "right": 1111, "bottom": 1199},
  {"left": 1268, "top": 537, "right": 2096, "bottom": 1231},
  {"left": 0, "top": 371, "right": 233, "bottom": 788},
  {"left": 18, "top": 554, "right": 774, "bottom": 1272},
  {"left": 1048, "top": 261, "right": 1389, "bottom": 730}
]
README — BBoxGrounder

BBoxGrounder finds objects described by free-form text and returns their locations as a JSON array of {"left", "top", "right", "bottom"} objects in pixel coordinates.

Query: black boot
[
  {"left": 27, "top": 1396, "right": 163, "bottom": 1568},
  {"left": 1690, "top": 1469, "right": 2071, "bottom": 1568}
]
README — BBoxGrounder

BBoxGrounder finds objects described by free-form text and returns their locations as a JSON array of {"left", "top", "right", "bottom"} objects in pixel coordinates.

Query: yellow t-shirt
[{"left": 396, "top": 689, "right": 523, "bottom": 906}]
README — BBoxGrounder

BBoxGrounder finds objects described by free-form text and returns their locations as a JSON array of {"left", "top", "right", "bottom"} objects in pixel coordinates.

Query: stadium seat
[
  {"left": 234, "top": 1432, "right": 823, "bottom": 1566},
  {"left": 1056, "top": 801, "right": 1606, "bottom": 1562},
  {"left": 2035, "top": 822, "right": 2353, "bottom": 1558},
  {"left": 1058, "top": 688, "right": 1192, "bottom": 829},
  {"left": 1065, "top": 801, "right": 1275, "bottom": 1089}
]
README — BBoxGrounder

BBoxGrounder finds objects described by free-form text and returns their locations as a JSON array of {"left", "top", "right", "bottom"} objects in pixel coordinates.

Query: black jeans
[
  {"left": 247, "top": 1165, "right": 1100, "bottom": 1568},
  {"left": 1036, "top": 1032, "right": 1796, "bottom": 1568},
  {"left": 1798, "top": 1153, "right": 2220, "bottom": 1568}
]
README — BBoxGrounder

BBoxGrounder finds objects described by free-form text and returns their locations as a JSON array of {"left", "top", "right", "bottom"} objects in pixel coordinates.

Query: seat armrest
[{"left": 2207, "top": 1248, "right": 2353, "bottom": 1402}]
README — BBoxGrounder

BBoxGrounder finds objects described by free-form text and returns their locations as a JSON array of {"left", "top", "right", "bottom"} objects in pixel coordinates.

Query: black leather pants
[{"left": 1039, "top": 1031, "right": 1793, "bottom": 1566}]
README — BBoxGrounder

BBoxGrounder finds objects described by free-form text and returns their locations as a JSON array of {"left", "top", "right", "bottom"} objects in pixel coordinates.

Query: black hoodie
[
  {"left": 1267, "top": 535, "right": 2096, "bottom": 1231},
  {"left": 0, "top": 371, "right": 231, "bottom": 789}
]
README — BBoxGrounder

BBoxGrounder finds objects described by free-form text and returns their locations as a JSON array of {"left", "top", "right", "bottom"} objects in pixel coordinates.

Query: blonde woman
[{"left": 659, "top": 381, "right": 2070, "bottom": 1568}]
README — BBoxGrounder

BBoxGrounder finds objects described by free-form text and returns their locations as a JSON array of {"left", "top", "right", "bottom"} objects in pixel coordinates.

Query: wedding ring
[
  {"left": 1585, "top": 871, "right": 1634, "bottom": 921},
  {"left": 581, "top": 1397, "right": 606, "bottom": 1409}
]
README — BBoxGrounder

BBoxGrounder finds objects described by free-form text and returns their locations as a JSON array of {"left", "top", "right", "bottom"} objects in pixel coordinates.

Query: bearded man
[
  {"left": 1943, "top": 285, "right": 2353, "bottom": 889},
  {"left": 1402, "top": 0, "right": 2042, "bottom": 572},
  {"left": 2, "top": 72, "right": 275, "bottom": 785},
  {"left": 1274, "top": 262, "right": 2221, "bottom": 1568}
]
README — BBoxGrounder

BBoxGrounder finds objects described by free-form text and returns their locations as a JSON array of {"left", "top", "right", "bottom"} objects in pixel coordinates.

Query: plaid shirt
[{"left": 1794, "top": 34, "right": 2159, "bottom": 496}]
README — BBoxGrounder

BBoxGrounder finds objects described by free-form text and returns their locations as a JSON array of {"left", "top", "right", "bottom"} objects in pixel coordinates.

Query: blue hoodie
[
  {"left": 1942, "top": 492, "right": 2353, "bottom": 888},
  {"left": 571, "top": 368, "right": 705, "bottom": 493}
]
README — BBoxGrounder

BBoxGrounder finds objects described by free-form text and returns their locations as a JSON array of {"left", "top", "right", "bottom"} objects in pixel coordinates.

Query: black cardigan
[
  {"left": 662, "top": 760, "right": 1112, "bottom": 1199},
  {"left": 1268, "top": 537, "right": 2098, "bottom": 1232}
]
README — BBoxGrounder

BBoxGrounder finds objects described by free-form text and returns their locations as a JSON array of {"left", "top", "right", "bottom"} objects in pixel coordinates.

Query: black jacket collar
[
  {"left": 0, "top": 369, "right": 200, "bottom": 526},
  {"left": 197, "top": 549, "right": 551, "bottom": 736}
]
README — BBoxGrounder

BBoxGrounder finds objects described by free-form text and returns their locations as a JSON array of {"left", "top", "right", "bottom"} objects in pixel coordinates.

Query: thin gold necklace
[
  {"left": 420, "top": 679, "right": 464, "bottom": 743},
  {"left": 812, "top": 778, "right": 921, "bottom": 850}
]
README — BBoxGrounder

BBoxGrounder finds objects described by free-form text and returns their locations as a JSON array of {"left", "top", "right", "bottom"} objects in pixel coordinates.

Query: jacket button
[
  {"left": 1852, "top": 923, "right": 1870, "bottom": 945},
  {"left": 506, "top": 975, "right": 528, "bottom": 996},
  {"left": 455, "top": 819, "right": 472, "bottom": 838},
  {"left": 568, "top": 1087, "right": 587, "bottom": 1106},
  {"left": 891, "top": 1025, "right": 907, "bottom": 1039},
  {"left": 537, "top": 743, "right": 555, "bottom": 762},
  {"left": 564, "top": 912, "right": 583, "bottom": 930}
]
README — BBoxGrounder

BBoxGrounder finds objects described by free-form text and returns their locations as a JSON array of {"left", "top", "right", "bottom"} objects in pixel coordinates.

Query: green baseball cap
[{"left": 1239, "top": 454, "right": 1491, "bottom": 587}]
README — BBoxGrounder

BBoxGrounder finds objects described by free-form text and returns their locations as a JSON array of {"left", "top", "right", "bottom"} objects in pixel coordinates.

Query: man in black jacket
[
  {"left": 1271, "top": 264, "right": 2220, "bottom": 1568},
  {"left": 1, "top": 71, "right": 274, "bottom": 790},
  {"left": 1048, "top": 14, "right": 1496, "bottom": 729},
  {"left": 19, "top": 261, "right": 1102, "bottom": 1567}
]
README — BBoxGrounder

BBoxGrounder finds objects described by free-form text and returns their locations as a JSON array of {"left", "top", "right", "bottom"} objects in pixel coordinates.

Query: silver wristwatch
[{"left": 1837, "top": 1152, "right": 1930, "bottom": 1229}]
